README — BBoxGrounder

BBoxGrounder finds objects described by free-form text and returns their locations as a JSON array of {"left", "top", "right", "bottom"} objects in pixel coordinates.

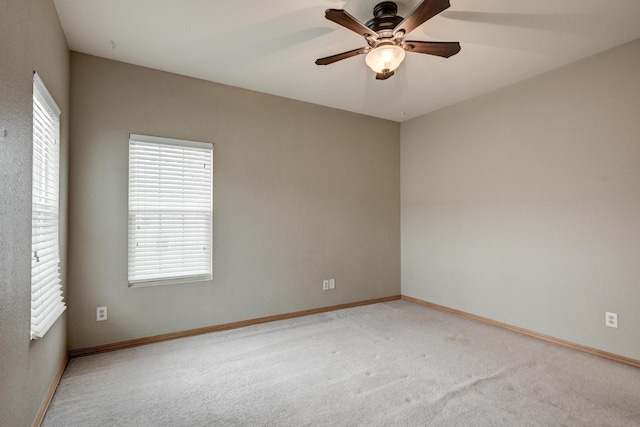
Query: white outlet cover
[
  {"left": 322, "top": 280, "right": 329, "bottom": 291},
  {"left": 605, "top": 312, "right": 618, "bottom": 328},
  {"left": 97, "top": 306, "right": 108, "bottom": 321}
]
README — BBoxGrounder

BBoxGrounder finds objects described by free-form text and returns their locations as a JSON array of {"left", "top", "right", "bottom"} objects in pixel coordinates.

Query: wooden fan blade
[
  {"left": 394, "top": 0, "right": 451, "bottom": 36},
  {"left": 376, "top": 70, "right": 395, "bottom": 80},
  {"left": 315, "top": 47, "right": 367, "bottom": 66},
  {"left": 404, "top": 41, "right": 460, "bottom": 58},
  {"left": 325, "top": 9, "right": 376, "bottom": 38}
]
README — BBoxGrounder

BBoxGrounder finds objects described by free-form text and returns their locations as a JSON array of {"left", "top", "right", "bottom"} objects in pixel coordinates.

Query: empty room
[{"left": 1, "top": 0, "right": 639, "bottom": 426}]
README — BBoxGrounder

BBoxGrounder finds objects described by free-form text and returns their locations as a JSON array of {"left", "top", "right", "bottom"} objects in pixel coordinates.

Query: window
[
  {"left": 31, "top": 73, "right": 65, "bottom": 339},
  {"left": 128, "top": 134, "right": 213, "bottom": 286}
]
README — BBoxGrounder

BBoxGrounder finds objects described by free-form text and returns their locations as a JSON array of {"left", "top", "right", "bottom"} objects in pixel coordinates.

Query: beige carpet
[{"left": 43, "top": 301, "right": 640, "bottom": 426}]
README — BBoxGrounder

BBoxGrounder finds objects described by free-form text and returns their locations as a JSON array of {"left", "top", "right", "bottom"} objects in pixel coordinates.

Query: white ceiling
[{"left": 52, "top": 0, "right": 640, "bottom": 122}]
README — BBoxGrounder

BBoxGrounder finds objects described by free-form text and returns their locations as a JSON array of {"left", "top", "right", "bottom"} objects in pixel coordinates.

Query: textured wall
[
  {"left": 67, "top": 53, "right": 400, "bottom": 349},
  {"left": 401, "top": 39, "right": 640, "bottom": 360},
  {"left": 0, "top": 0, "right": 69, "bottom": 425}
]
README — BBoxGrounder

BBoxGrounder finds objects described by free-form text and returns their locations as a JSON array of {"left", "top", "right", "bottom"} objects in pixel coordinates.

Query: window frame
[{"left": 127, "top": 134, "right": 213, "bottom": 287}]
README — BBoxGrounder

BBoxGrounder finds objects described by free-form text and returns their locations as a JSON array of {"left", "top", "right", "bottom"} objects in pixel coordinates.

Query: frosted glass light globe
[{"left": 365, "top": 45, "right": 406, "bottom": 73}]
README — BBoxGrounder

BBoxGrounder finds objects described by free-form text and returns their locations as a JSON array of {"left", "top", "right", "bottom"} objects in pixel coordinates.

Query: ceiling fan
[{"left": 315, "top": 0, "right": 460, "bottom": 80}]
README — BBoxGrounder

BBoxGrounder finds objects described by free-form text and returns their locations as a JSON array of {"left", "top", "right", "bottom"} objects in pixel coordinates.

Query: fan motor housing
[{"left": 365, "top": 2, "right": 403, "bottom": 33}]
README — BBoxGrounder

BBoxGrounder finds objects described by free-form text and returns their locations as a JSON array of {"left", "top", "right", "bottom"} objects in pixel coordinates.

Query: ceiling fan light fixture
[{"left": 365, "top": 44, "right": 405, "bottom": 74}]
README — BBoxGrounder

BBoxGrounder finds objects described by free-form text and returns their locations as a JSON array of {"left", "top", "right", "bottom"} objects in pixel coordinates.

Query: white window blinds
[
  {"left": 128, "top": 134, "right": 213, "bottom": 286},
  {"left": 31, "top": 72, "right": 65, "bottom": 340}
]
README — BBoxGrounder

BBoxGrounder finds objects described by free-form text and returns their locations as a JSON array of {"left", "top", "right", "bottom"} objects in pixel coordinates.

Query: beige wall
[
  {"left": 67, "top": 53, "right": 400, "bottom": 349},
  {"left": 0, "top": 0, "right": 69, "bottom": 425},
  {"left": 401, "top": 39, "right": 640, "bottom": 360}
]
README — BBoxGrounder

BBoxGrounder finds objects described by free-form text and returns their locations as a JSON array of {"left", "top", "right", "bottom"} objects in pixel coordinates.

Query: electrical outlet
[
  {"left": 605, "top": 312, "right": 618, "bottom": 328},
  {"left": 97, "top": 306, "right": 108, "bottom": 321},
  {"left": 329, "top": 279, "right": 336, "bottom": 289},
  {"left": 322, "top": 280, "right": 330, "bottom": 291}
]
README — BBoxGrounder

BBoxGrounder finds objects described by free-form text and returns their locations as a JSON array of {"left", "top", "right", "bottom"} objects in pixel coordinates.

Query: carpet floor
[{"left": 43, "top": 301, "right": 640, "bottom": 426}]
